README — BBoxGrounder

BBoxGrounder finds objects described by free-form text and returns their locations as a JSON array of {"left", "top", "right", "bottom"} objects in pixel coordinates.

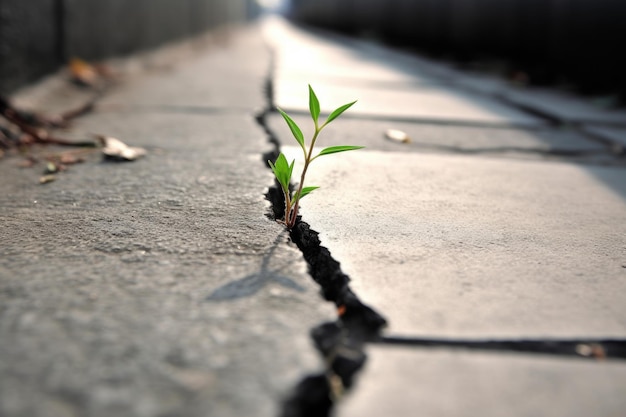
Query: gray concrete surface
[
  {"left": 0, "top": 25, "right": 335, "bottom": 417},
  {"left": 339, "top": 346, "right": 626, "bottom": 417},
  {"left": 283, "top": 147, "right": 626, "bottom": 338},
  {"left": 2, "top": 13, "right": 626, "bottom": 417},
  {"left": 264, "top": 16, "right": 626, "bottom": 417}
]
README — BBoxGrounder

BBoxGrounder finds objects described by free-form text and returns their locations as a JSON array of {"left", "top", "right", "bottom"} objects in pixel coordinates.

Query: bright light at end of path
[{"left": 257, "top": 0, "right": 283, "bottom": 9}]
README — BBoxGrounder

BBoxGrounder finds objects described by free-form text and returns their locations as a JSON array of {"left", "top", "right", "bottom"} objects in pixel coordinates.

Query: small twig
[
  {"left": 0, "top": 95, "right": 99, "bottom": 149},
  {"left": 58, "top": 93, "right": 102, "bottom": 125}
]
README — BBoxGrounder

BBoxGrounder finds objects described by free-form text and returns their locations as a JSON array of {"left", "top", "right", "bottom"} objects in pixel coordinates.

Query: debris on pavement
[
  {"left": 38, "top": 174, "right": 56, "bottom": 184},
  {"left": 68, "top": 58, "right": 116, "bottom": 90},
  {"left": 384, "top": 129, "right": 411, "bottom": 144},
  {"left": 0, "top": 94, "right": 99, "bottom": 149},
  {"left": 98, "top": 135, "right": 147, "bottom": 161}
]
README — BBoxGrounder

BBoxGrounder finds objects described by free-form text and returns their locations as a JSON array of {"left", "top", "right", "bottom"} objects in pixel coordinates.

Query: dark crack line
[
  {"left": 403, "top": 141, "right": 610, "bottom": 158},
  {"left": 379, "top": 336, "right": 626, "bottom": 360}
]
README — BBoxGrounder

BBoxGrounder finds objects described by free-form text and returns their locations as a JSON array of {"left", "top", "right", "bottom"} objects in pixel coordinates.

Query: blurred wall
[
  {"left": 289, "top": 0, "right": 626, "bottom": 98},
  {"left": 0, "top": 0, "right": 259, "bottom": 94}
]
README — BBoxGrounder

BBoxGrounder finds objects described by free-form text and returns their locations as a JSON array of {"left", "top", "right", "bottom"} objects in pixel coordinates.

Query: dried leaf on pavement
[{"left": 97, "top": 136, "right": 147, "bottom": 161}]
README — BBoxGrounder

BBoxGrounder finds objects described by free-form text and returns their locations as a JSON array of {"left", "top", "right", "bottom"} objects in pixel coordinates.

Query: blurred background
[
  {"left": 284, "top": 0, "right": 626, "bottom": 104},
  {"left": 1, "top": 0, "right": 624, "bottom": 103},
  {"left": 0, "top": 0, "right": 261, "bottom": 94}
]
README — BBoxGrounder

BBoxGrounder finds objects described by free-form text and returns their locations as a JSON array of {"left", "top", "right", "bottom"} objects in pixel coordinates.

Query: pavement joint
[
  {"left": 391, "top": 141, "right": 613, "bottom": 160},
  {"left": 377, "top": 336, "right": 626, "bottom": 361},
  {"left": 448, "top": 77, "right": 625, "bottom": 159}
]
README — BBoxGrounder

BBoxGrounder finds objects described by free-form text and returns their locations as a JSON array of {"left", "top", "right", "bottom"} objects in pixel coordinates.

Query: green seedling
[{"left": 269, "top": 85, "right": 363, "bottom": 229}]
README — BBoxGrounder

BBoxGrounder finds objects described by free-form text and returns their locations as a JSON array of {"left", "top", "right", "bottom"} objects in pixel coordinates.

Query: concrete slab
[
  {"left": 263, "top": 17, "right": 543, "bottom": 127},
  {"left": 502, "top": 88, "right": 626, "bottom": 125},
  {"left": 339, "top": 346, "right": 626, "bottom": 417},
  {"left": 263, "top": 17, "right": 438, "bottom": 85},
  {"left": 95, "top": 26, "right": 270, "bottom": 111},
  {"left": 276, "top": 80, "right": 542, "bottom": 127},
  {"left": 268, "top": 113, "right": 609, "bottom": 162},
  {"left": 280, "top": 146, "right": 626, "bottom": 338},
  {"left": 0, "top": 111, "right": 336, "bottom": 417},
  {"left": 0, "top": 22, "right": 338, "bottom": 416},
  {"left": 11, "top": 26, "right": 269, "bottom": 115},
  {"left": 264, "top": 16, "right": 626, "bottom": 129}
]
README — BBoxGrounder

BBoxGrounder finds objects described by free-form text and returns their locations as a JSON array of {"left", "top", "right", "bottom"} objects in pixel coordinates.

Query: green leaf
[
  {"left": 293, "top": 186, "right": 320, "bottom": 201},
  {"left": 268, "top": 160, "right": 284, "bottom": 189},
  {"left": 288, "top": 159, "right": 295, "bottom": 184},
  {"left": 277, "top": 107, "right": 305, "bottom": 150},
  {"left": 318, "top": 145, "right": 365, "bottom": 156},
  {"left": 308, "top": 85, "right": 320, "bottom": 124},
  {"left": 269, "top": 153, "right": 293, "bottom": 190},
  {"left": 324, "top": 100, "right": 357, "bottom": 125}
]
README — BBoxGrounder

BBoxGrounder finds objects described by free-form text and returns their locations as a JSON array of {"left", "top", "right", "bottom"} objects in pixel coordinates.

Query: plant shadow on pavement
[{"left": 206, "top": 231, "right": 305, "bottom": 301}]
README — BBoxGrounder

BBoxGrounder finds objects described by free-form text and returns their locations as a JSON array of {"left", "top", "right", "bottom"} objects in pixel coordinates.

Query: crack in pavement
[
  {"left": 379, "top": 336, "right": 626, "bottom": 361},
  {"left": 255, "top": 46, "right": 387, "bottom": 417},
  {"left": 254, "top": 39, "right": 626, "bottom": 417}
]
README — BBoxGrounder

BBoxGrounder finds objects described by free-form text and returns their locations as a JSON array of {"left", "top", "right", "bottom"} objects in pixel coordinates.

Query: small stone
[
  {"left": 385, "top": 129, "right": 411, "bottom": 143},
  {"left": 39, "top": 174, "right": 56, "bottom": 184}
]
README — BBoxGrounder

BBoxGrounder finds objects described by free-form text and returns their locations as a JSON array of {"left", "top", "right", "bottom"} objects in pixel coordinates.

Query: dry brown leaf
[{"left": 69, "top": 58, "right": 99, "bottom": 86}]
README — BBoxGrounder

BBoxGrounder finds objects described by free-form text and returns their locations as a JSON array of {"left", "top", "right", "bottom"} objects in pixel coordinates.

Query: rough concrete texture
[
  {"left": 3, "top": 14, "right": 626, "bottom": 417},
  {"left": 0, "top": 26, "right": 335, "bottom": 417}
]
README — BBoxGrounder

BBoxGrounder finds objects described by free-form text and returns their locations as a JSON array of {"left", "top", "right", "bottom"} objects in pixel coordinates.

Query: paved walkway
[{"left": 1, "top": 15, "right": 625, "bottom": 417}]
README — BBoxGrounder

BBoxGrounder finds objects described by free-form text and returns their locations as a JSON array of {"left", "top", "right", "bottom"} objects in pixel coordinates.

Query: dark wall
[
  {"left": 0, "top": 0, "right": 258, "bottom": 95},
  {"left": 288, "top": 0, "right": 626, "bottom": 97},
  {"left": 0, "top": 0, "right": 60, "bottom": 95}
]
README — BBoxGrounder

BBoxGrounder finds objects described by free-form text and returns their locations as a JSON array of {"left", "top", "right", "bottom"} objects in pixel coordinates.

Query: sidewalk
[
  {"left": 1, "top": 15, "right": 625, "bottom": 417},
  {"left": 264, "top": 16, "right": 626, "bottom": 417}
]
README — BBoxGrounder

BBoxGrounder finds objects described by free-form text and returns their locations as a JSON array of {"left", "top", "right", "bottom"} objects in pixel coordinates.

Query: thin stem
[
  {"left": 283, "top": 184, "right": 292, "bottom": 225},
  {"left": 286, "top": 126, "right": 322, "bottom": 228}
]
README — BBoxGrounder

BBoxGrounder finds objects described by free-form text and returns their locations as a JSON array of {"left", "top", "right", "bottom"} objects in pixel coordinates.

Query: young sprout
[{"left": 269, "top": 85, "right": 363, "bottom": 229}]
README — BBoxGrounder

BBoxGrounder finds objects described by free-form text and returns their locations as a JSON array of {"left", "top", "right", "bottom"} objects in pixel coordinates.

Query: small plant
[{"left": 269, "top": 85, "right": 363, "bottom": 229}]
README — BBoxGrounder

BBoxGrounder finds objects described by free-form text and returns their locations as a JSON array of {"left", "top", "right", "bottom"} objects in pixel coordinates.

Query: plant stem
[{"left": 286, "top": 127, "right": 322, "bottom": 228}]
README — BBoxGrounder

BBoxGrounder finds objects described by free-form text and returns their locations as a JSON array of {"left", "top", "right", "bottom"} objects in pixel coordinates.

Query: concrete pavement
[
  {"left": 263, "top": 15, "right": 626, "bottom": 417},
  {"left": 1, "top": 25, "right": 335, "bottom": 417},
  {"left": 1, "top": 14, "right": 625, "bottom": 417}
]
